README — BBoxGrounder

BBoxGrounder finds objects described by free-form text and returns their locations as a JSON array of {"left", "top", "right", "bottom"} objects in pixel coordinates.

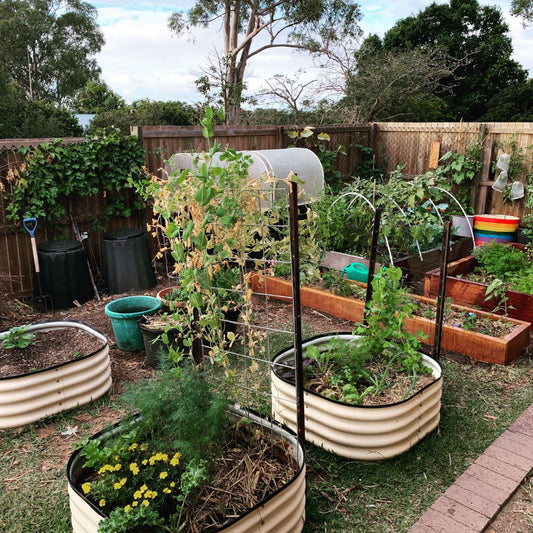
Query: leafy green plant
[
  {"left": 77, "top": 365, "right": 229, "bottom": 533},
  {"left": 5, "top": 128, "right": 149, "bottom": 233},
  {"left": 288, "top": 267, "right": 432, "bottom": 405},
  {"left": 484, "top": 278, "right": 514, "bottom": 317},
  {"left": 473, "top": 242, "right": 529, "bottom": 279},
  {"left": 286, "top": 127, "right": 346, "bottom": 193},
  {"left": 1, "top": 325, "right": 35, "bottom": 349}
]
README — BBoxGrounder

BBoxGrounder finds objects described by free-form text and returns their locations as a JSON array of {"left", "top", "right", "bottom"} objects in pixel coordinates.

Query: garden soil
[{"left": 1, "top": 277, "right": 532, "bottom": 531}]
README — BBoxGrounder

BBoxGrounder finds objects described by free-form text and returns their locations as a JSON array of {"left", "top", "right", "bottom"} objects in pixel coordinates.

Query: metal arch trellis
[{"left": 330, "top": 191, "right": 395, "bottom": 266}]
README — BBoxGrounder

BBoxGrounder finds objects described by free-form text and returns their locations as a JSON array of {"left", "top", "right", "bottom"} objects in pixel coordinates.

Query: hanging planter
[
  {"left": 251, "top": 272, "right": 531, "bottom": 365},
  {"left": 272, "top": 334, "right": 442, "bottom": 461},
  {"left": 0, "top": 320, "right": 111, "bottom": 429},
  {"left": 67, "top": 407, "right": 306, "bottom": 533}
]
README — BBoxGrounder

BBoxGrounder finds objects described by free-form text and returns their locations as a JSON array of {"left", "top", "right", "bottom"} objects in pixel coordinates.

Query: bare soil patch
[{"left": 0, "top": 327, "right": 104, "bottom": 378}]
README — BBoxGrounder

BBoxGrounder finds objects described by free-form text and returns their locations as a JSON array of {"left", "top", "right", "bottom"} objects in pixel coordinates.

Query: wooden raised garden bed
[
  {"left": 424, "top": 254, "right": 533, "bottom": 325},
  {"left": 251, "top": 273, "right": 531, "bottom": 365}
]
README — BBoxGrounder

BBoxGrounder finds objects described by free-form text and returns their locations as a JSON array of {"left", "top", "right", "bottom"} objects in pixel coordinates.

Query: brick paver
[{"left": 408, "top": 403, "right": 533, "bottom": 532}]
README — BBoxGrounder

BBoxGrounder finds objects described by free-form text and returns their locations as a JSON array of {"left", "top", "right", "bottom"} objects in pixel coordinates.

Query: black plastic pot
[{"left": 138, "top": 316, "right": 187, "bottom": 368}]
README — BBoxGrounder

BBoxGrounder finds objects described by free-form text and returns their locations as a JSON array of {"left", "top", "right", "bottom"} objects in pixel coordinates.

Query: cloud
[{"left": 91, "top": 1, "right": 533, "bottom": 104}]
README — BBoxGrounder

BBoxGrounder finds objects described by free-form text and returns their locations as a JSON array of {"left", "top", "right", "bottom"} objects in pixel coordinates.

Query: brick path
[{"left": 409, "top": 404, "right": 533, "bottom": 533}]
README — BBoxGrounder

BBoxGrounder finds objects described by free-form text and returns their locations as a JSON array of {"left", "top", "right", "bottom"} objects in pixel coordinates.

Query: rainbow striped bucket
[{"left": 473, "top": 214, "right": 520, "bottom": 245}]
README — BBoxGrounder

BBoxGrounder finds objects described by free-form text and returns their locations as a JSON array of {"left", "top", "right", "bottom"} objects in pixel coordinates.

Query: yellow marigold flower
[
  {"left": 115, "top": 455, "right": 119, "bottom": 461},
  {"left": 114, "top": 482, "right": 121, "bottom": 490},
  {"left": 131, "top": 501, "right": 138, "bottom": 507},
  {"left": 124, "top": 505, "right": 131, "bottom": 512},
  {"left": 81, "top": 482, "right": 91, "bottom": 494},
  {"left": 98, "top": 464, "right": 114, "bottom": 475},
  {"left": 149, "top": 491, "right": 157, "bottom": 499},
  {"left": 140, "top": 484, "right": 147, "bottom": 493},
  {"left": 130, "top": 463, "right": 140, "bottom": 475},
  {"left": 163, "top": 488, "right": 171, "bottom": 494},
  {"left": 170, "top": 482, "right": 176, "bottom": 488},
  {"left": 114, "top": 464, "right": 121, "bottom": 471},
  {"left": 140, "top": 444, "right": 148, "bottom": 451},
  {"left": 159, "top": 471, "right": 168, "bottom": 480},
  {"left": 99, "top": 499, "right": 106, "bottom": 507},
  {"left": 134, "top": 491, "right": 142, "bottom": 500},
  {"left": 142, "top": 500, "right": 149, "bottom": 507},
  {"left": 160, "top": 453, "right": 169, "bottom": 462},
  {"left": 170, "top": 453, "right": 181, "bottom": 467},
  {"left": 128, "top": 443, "right": 138, "bottom": 451},
  {"left": 142, "top": 459, "right": 148, "bottom": 466}
]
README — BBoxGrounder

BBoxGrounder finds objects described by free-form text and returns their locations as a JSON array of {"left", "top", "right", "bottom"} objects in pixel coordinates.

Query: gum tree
[
  {"left": 0, "top": 0, "right": 104, "bottom": 105},
  {"left": 169, "top": 0, "right": 361, "bottom": 125}
]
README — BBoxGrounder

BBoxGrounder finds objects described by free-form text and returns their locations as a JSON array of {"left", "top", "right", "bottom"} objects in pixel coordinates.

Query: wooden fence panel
[
  {"left": 0, "top": 144, "right": 143, "bottom": 299},
  {"left": 2, "top": 122, "right": 532, "bottom": 300},
  {"left": 483, "top": 123, "right": 533, "bottom": 219},
  {"left": 373, "top": 122, "right": 481, "bottom": 177},
  {"left": 138, "top": 125, "right": 281, "bottom": 177}
]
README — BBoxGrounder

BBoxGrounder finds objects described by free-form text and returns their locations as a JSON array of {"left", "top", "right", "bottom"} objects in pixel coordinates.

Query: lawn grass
[{"left": 1, "top": 331, "right": 532, "bottom": 533}]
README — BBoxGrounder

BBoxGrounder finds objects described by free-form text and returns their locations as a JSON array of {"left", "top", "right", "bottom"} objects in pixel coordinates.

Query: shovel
[{"left": 23, "top": 218, "right": 53, "bottom": 311}]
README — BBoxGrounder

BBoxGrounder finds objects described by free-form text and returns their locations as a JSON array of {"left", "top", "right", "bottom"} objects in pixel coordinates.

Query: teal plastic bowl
[{"left": 105, "top": 296, "right": 161, "bottom": 351}]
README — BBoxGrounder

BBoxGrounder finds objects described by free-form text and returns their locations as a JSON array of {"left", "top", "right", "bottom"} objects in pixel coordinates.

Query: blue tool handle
[{"left": 23, "top": 218, "right": 37, "bottom": 238}]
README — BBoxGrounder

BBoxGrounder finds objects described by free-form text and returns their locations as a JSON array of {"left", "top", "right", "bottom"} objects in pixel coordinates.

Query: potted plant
[
  {"left": 271, "top": 267, "right": 442, "bottom": 460},
  {"left": 0, "top": 320, "right": 111, "bottom": 429},
  {"left": 156, "top": 286, "right": 187, "bottom": 312},
  {"left": 138, "top": 313, "right": 189, "bottom": 368},
  {"left": 68, "top": 365, "right": 305, "bottom": 533}
]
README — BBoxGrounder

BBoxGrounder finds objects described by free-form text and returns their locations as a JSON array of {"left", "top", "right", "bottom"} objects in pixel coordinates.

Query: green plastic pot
[{"left": 105, "top": 296, "right": 161, "bottom": 351}]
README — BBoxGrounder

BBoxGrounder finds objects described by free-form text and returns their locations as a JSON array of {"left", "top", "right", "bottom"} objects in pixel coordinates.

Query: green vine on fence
[{"left": 3, "top": 127, "right": 149, "bottom": 232}]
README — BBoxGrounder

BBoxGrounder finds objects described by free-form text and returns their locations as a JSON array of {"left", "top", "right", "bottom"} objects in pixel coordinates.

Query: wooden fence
[{"left": 1, "top": 122, "right": 531, "bottom": 299}]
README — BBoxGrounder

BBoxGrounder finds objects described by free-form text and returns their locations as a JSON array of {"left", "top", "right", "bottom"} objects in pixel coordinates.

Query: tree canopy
[
  {"left": 511, "top": 0, "right": 533, "bottom": 24},
  {"left": 73, "top": 81, "right": 125, "bottom": 114},
  {"left": 0, "top": 0, "right": 104, "bottom": 105},
  {"left": 169, "top": 0, "right": 361, "bottom": 124},
  {"left": 377, "top": 0, "right": 527, "bottom": 121},
  {"left": 341, "top": 36, "right": 459, "bottom": 122}
]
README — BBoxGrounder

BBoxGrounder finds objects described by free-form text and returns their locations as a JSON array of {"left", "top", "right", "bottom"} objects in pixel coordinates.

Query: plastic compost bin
[
  {"left": 101, "top": 228, "right": 156, "bottom": 294},
  {"left": 37, "top": 239, "right": 92, "bottom": 309}
]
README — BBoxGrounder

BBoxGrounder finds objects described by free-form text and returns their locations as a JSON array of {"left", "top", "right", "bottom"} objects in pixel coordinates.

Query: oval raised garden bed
[
  {"left": 251, "top": 272, "right": 531, "bottom": 365},
  {"left": 0, "top": 320, "right": 111, "bottom": 429},
  {"left": 271, "top": 333, "right": 442, "bottom": 460},
  {"left": 67, "top": 407, "right": 306, "bottom": 533}
]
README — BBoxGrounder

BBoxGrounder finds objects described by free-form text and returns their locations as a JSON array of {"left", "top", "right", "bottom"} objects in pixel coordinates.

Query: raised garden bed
[
  {"left": 424, "top": 253, "right": 533, "bottom": 325},
  {"left": 0, "top": 320, "right": 111, "bottom": 429},
  {"left": 251, "top": 273, "right": 531, "bottom": 365},
  {"left": 271, "top": 333, "right": 442, "bottom": 460},
  {"left": 394, "top": 236, "right": 473, "bottom": 282},
  {"left": 67, "top": 407, "right": 306, "bottom": 533}
]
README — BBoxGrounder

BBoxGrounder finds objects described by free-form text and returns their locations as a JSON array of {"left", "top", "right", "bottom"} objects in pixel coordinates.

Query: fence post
[{"left": 475, "top": 123, "right": 493, "bottom": 214}]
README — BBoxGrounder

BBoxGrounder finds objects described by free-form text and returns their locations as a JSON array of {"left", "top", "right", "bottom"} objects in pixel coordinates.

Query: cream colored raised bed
[
  {"left": 272, "top": 334, "right": 442, "bottom": 460},
  {"left": 67, "top": 408, "right": 306, "bottom": 533},
  {"left": 0, "top": 321, "right": 111, "bottom": 429}
]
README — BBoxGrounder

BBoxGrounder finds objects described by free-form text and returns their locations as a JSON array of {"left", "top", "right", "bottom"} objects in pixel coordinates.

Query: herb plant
[
  {"left": 77, "top": 365, "right": 229, "bottom": 533},
  {"left": 292, "top": 267, "right": 432, "bottom": 405},
  {"left": 473, "top": 242, "right": 529, "bottom": 279}
]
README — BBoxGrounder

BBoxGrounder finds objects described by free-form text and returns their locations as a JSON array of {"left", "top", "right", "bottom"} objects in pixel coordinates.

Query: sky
[{"left": 89, "top": 0, "right": 533, "bottom": 105}]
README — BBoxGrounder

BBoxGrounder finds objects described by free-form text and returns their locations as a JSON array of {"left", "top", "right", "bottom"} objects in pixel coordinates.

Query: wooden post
[
  {"left": 475, "top": 124, "right": 492, "bottom": 215},
  {"left": 428, "top": 142, "right": 440, "bottom": 170}
]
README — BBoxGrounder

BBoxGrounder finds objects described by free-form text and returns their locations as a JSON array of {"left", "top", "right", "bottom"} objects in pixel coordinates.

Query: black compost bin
[
  {"left": 37, "top": 239, "right": 93, "bottom": 309},
  {"left": 102, "top": 228, "right": 156, "bottom": 294}
]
